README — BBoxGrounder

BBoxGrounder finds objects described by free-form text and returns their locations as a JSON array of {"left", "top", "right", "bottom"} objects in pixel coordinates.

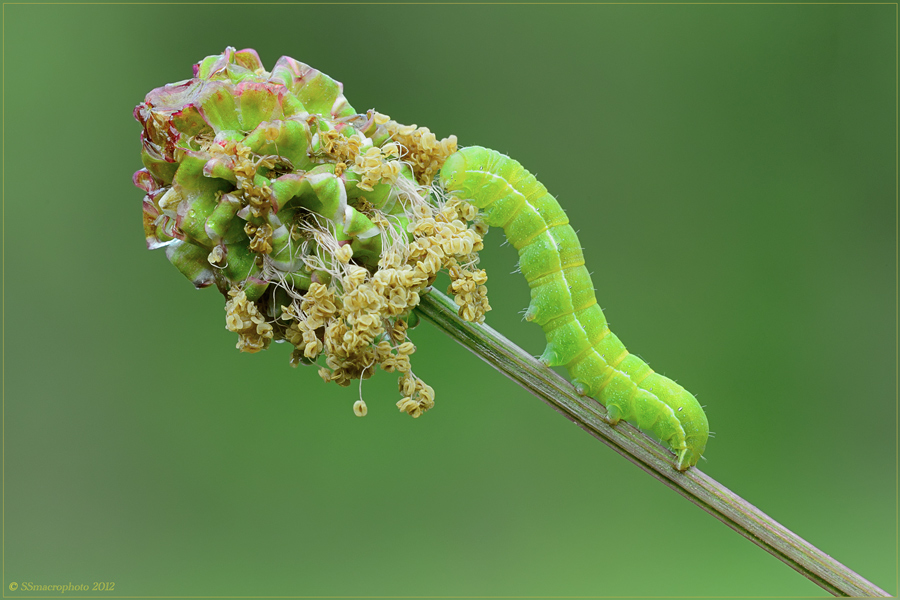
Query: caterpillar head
[
  {"left": 438, "top": 146, "right": 485, "bottom": 199},
  {"left": 439, "top": 151, "right": 464, "bottom": 192}
]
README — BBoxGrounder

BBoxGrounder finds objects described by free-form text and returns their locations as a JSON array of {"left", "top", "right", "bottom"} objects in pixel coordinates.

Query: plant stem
[{"left": 415, "top": 289, "right": 890, "bottom": 598}]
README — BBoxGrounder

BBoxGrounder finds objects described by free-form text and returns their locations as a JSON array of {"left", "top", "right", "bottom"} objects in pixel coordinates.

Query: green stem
[{"left": 415, "top": 289, "right": 890, "bottom": 598}]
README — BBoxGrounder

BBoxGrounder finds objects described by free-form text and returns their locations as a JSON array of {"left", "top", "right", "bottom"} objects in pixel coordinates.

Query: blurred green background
[{"left": 3, "top": 3, "right": 895, "bottom": 597}]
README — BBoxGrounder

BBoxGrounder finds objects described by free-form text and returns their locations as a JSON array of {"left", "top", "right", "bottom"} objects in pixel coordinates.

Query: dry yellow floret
[
  {"left": 353, "top": 399, "right": 368, "bottom": 417},
  {"left": 207, "top": 245, "right": 225, "bottom": 265},
  {"left": 352, "top": 145, "right": 404, "bottom": 192},
  {"left": 389, "top": 319, "right": 408, "bottom": 344},
  {"left": 447, "top": 261, "right": 491, "bottom": 323},
  {"left": 225, "top": 288, "right": 274, "bottom": 353},
  {"left": 157, "top": 187, "right": 182, "bottom": 210},
  {"left": 202, "top": 139, "right": 275, "bottom": 219},
  {"left": 396, "top": 373, "right": 435, "bottom": 418},
  {"left": 245, "top": 222, "right": 274, "bottom": 254},
  {"left": 335, "top": 243, "right": 353, "bottom": 264},
  {"left": 446, "top": 197, "right": 478, "bottom": 222},
  {"left": 321, "top": 129, "right": 366, "bottom": 165},
  {"left": 342, "top": 264, "right": 369, "bottom": 292},
  {"left": 300, "top": 282, "right": 338, "bottom": 329},
  {"left": 386, "top": 121, "right": 458, "bottom": 185}
]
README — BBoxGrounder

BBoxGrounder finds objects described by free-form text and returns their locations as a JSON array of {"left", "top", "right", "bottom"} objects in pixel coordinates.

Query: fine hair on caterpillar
[{"left": 439, "top": 146, "right": 709, "bottom": 470}]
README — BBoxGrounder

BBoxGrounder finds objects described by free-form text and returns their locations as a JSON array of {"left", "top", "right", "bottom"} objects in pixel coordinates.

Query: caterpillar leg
[
  {"left": 571, "top": 380, "right": 591, "bottom": 398},
  {"left": 605, "top": 403, "right": 623, "bottom": 425}
]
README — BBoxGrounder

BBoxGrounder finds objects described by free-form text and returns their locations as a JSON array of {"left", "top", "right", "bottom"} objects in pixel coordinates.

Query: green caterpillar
[{"left": 439, "top": 146, "right": 709, "bottom": 470}]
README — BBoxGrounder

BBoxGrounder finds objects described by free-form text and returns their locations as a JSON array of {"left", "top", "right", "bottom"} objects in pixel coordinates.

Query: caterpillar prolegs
[{"left": 439, "top": 146, "right": 709, "bottom": 470}]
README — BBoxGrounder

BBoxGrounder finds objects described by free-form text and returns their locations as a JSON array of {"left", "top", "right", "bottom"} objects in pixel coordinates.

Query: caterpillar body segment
[{"left": 439, "top": 146, "right": 709, "bottom": 470}]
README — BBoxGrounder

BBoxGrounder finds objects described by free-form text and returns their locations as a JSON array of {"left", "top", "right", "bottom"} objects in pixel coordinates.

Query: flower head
[{"left": 135, "top": 48, "right": 491, "bottom": 415}]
